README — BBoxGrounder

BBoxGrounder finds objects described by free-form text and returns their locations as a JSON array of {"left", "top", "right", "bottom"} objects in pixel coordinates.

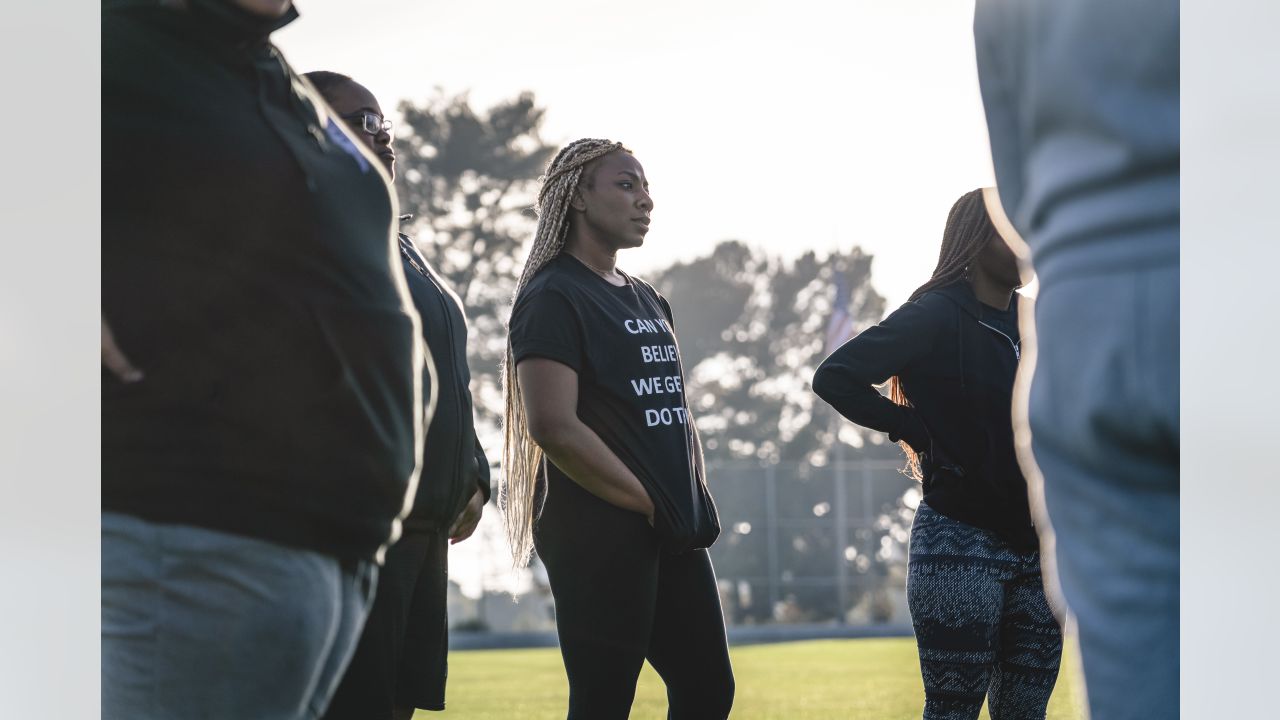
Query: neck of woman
[
  {"left": 564, "top": 234, "right": 624, "bottom": 284},
  {"left": 968, "top": 272, "right": 1016, "bottom": 311}
]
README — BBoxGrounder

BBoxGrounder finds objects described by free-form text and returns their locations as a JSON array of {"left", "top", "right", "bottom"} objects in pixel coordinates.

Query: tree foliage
[
  {"left": 394, "top": 91, "right": 556, "bottom": 438},
  {"left": 650, "top": 240, "right": 888, "bottom": 465}
]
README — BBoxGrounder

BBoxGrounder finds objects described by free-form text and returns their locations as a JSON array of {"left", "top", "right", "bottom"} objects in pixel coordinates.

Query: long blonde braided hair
[{"left": 501, "top": 138, "right": 629, "bottom": 567}]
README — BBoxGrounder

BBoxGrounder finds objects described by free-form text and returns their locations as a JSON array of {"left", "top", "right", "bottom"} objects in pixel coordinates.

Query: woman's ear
[{"left": 569, "top": 187, "right": 587, "bottom": 212}]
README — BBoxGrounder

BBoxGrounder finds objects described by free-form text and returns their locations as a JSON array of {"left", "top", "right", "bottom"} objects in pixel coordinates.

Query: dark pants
[
  {"left": 324, "top": 528, "right": 450, "bottom": 720},
  {"left": 534, "top": 471, "right": 735, "bottom": 720},
  {"left": 907, "top": 503, "right": 1062, "bottom": 720}
]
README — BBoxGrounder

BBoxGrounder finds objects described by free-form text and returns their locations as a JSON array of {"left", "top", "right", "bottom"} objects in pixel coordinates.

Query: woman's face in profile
[
  {"left": 322, "top": 81, "right": 395, "bottom": 180},
  {"left": 974, "top": 231, "right": 1022, "bottom": 288}
]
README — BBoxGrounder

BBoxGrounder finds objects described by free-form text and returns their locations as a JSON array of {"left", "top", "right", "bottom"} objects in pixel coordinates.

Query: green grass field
[{"left": 424, "top": 637, "right": 1086, "bottom": 719}]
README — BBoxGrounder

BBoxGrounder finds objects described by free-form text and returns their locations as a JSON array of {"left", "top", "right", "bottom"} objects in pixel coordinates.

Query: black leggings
[{"left": 534, "top": 471, "right": 735, "bottom": 720}]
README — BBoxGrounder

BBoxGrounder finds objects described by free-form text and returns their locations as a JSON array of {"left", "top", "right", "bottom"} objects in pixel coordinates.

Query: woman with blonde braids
[
  {"left": 813, "top": 189, "right": 1062, "bottom": 720},
  {"left": 503, "top": 138, "right": 733, "bottom": 719}
]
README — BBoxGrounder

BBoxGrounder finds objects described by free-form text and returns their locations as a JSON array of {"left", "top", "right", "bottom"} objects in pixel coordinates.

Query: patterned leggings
[{"left": 907, "top": 502, "right": 1063, "bottom": 720}]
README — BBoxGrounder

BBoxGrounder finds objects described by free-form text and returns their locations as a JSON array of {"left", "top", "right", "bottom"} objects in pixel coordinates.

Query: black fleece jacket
[
  {"left": 812, "top": 280, "right": 1036, "bottom": 552},
  {"left": 397, "top": 233, "right": 491, "bottom": 531},
  {"left": 102, "top": 0, "right": 425, "bottom": 563}
]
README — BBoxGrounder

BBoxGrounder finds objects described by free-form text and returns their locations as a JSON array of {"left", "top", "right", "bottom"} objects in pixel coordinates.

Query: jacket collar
[
  {"left": 107, "top": 0, "right": 300, "bottom": 49},
  {"left": 930, "top": 280, "right": 982, "bottom": 319},
  {"left": 185, "top": 0, "right": 299, "bottom": 39},
  {"left": 928, "top": 279, "right": 1019, "bottom": 322}
]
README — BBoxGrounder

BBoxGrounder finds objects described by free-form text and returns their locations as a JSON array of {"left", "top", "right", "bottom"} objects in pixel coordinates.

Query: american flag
[{"left": 824, "top": 271, "right": 856, "bottom": 355}]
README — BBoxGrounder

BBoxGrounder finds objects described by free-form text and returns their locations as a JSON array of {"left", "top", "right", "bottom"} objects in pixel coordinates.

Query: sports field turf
[{"left": 425, "top": 637, "right": 1086, "bottom": 718}]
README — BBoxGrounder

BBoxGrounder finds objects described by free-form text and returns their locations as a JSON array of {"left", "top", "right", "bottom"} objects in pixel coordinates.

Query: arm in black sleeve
[
  {"left": 456, "top": 361, "right": 490, "bottom": 504},
  {"left": 811, "top": 298, "right": 944, "bottom": 453},
  {"left": 509, "top": 286, "right": 585, "bottom": 372},
  {"left": 439, "top": 271, "right": 491, "bottom": 505},
  {"left": 473, "top": 434, "right": 491, "bottom": 504}
]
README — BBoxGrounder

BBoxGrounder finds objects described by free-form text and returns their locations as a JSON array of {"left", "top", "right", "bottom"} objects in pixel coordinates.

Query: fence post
[
  {"left": 765, "top": 462, "right": 780, "bottom": 617},
  {"left": 834, "top": 443, "right": 849, "bottom": 624},
  {"left": 861, "top": 457, "right": 875, "bottom": 563}
]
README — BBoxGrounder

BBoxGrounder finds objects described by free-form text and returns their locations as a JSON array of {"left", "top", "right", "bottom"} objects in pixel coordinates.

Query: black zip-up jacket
[
  {"left": 102, "top": 0, "right": 426, "bottom": 563},
  {"left": 812, "top": 280, "right": 1036, "bottom": 552},
  {"left": 397, "top": 233, "right": 491, "bottom": 531}
]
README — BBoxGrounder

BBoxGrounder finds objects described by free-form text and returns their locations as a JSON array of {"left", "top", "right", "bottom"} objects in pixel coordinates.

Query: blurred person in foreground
[
  {"left": 102, "top": 1, "right": 427, "bottom": 718},
  {"left": 305, "top": 71, "right": 491, "bottom": 720},
  {"left": 974, "top": 1, "right": 1180, "bottom": 718},
  {"left": 503, "top": 139, "right": 733, "bottom": 719},
  {"left": 814, "top": 189, "right": 1062, "bottom": 719}
]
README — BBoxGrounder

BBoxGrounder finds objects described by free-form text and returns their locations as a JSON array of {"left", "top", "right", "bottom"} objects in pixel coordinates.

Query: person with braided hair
[
  {"left": 503, "top": 139, "right": 733, "bottom": 719},
  {"left": 813, "top": 189, "right": 1062, "bottom": 720}
]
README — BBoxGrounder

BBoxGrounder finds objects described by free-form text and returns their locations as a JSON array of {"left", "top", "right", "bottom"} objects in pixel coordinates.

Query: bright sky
[
  {"left": 276, "top": 0, "right": 996, "bottom": 595},
  {"left": 275, "top": 0, "right": 995, "bottom": 312}
]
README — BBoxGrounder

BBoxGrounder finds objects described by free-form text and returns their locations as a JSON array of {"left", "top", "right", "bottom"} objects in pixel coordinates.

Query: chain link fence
[{"left": 447, "top": 454, "right": 921, "bottom": 639}]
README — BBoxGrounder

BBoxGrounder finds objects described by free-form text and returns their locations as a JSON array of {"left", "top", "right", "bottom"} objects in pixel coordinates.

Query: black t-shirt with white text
[{"left": 509, "top": 254, "right": 720, "bottom": 553}]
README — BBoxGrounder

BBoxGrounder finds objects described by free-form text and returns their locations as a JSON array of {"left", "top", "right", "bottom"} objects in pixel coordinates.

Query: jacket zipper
[
  {"left": 404, "top": 240, "right": 471, "bottom": 518},
  {"left": 978, "top": 320, "right": 1021, "bottom": 360}
]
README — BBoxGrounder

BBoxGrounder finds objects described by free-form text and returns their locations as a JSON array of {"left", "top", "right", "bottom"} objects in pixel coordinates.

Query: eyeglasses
[{"left": 340, "top": 111, "right": 392, "bottom": 136}]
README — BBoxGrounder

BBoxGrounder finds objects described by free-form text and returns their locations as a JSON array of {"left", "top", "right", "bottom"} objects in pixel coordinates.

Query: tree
[
  {"left": 650, "top": 240, "right": 887, "bottom": 465},
  {"left": 394, "top": 90, "right": 557, "bottom": 440},
  {"left": 651, "top": 240, "right": 918, "bottom": 623}
]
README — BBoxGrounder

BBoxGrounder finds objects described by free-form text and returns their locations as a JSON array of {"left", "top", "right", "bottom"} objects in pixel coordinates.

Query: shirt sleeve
[
  {"left": 508, "top": 286, "right": 585, "bottom": 373},
  {"left": 634, "top": 278, "right": 675, "bottom": 328},
  {"left": 473, "top": 435, "right": 491, "bottom": 503},
  {"left": 811, "top": 296, "right": 946, "bottom": 452},
  {"left": 657, "top": 293, "right": 676, "bottom": 328}
]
